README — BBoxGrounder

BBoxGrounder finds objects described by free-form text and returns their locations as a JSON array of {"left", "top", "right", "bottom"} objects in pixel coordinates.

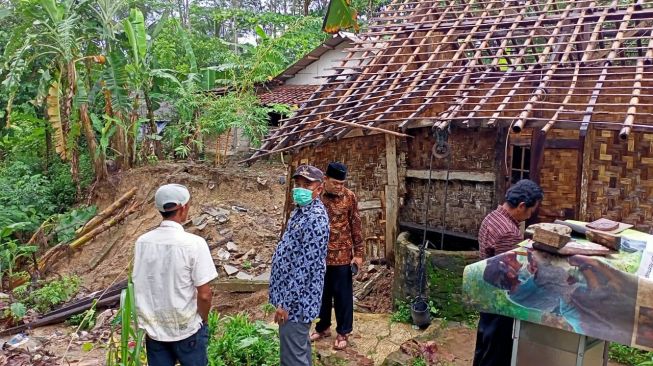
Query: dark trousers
[
  {"left": 315, "top": 265, "right": 353, "bottom": 335},
  {"left": 473, "top": 313, "right": 514, "bottom": 366},
  {"left": 145, "top": 324, "right": 209, "bottom": 366}
]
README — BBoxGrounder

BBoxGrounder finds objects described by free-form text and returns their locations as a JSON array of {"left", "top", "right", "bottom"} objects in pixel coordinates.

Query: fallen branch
[
  {"left": 35, "top": 202, "right": 140, "bottom": 274},
  {"left": 0, "top": 284, "right": 125, "bottom": 336},
  {"left": 75, "top": 187, "right": 137, "bottom": 237},
  {"left": 70, "top": 203, "right": 140, "bottom": 251},
  {"left": 89, "top": 236, "right": 122, "bottom": 270}
]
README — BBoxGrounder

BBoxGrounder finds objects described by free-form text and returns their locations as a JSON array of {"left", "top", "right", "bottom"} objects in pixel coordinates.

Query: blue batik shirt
[{"left": 269, "top": 198, "right": 329, "bottom": 323}]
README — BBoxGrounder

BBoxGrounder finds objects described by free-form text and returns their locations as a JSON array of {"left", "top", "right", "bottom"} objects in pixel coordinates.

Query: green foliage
[
  {"left": 391, "top": 299, "right": 438, "bottom": 324},
  {"left": 323, "top": 0, "right": 360, "bottom": 34},
  {"left": 207, "top": 312, "right": 280, "bottom": 366},
  {"left": 107, "top": 280, "right": 146, "bottom": 366},
  {"left": 261, "top": 303, "right": 276, "bottom": 318},
  {"left": 0, "top": 222, "right": 36, "bottom": 289},
  {"left": 53, "top": 205, "right": 96, "bottom": 243},
  {"left": 67, "top": 308, "right": 97, "bottom": 331},
  {"left": 7, "top": 301, "right": 26, "bottom": 320},
  {"left": 411, "top": 357, "right": 427, "bottom": 366},
  {"left": 609, "top": 344, "right": 653, "bottom": 366},
  {"left": 14, "top": 275, "right": 81, "bottom": 313}
]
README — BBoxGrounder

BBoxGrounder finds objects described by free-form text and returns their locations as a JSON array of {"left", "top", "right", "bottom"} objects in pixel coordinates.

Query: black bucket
[{"left": 411, "top": 298, "right": 431, "bottom": 329}]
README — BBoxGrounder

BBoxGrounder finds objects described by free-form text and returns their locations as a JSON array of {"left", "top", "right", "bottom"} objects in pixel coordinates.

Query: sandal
[
  {"left": 333, "top": 334, "right": 348, "bottom": 350},
  {"left": 310, "top": 330, "right": 331, "bottom": 342}
]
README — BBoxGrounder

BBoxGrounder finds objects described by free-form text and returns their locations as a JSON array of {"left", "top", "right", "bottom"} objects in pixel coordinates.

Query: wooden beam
[
  {"left": 494, "top": 126, "right": 509, "bottom": 207},
  {"left": 529, "top": 130, "right": 547, "bottom": 185},
  {"left": 325, "top": 118, "right": 412, "bottom": 138},
  {"left": 578, "top": 125, "right": 594, "bottom": 221},
  {"left": 527, "top": 130, "right": 547, "bottom": 227},
  {"left": 546, "top": 139, "right": 580, "bottom": 149},
  {"left": 359, "top": 200, "right": 383, "bottom": 211},
  {"left": 406, "top": 169, "right": 495, "bottom": 182},
  {"left": 399, "top": 221, "right": 478, "bottom": 241},
  {"left": 385, "top": 135, "right": 399, "bottom": 260}
]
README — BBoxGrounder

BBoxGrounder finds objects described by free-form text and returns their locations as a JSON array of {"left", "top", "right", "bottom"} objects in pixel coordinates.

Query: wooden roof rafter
[
  {"left": 328, "top": 0, "right": 484, "bottom": 140},
  {"left": 439, "top": 0, "right": 536, "bottom": 128},
  {"left": 290, "top": 0, "right": 455, "bottom": 147},
  {"left": 510, "top": 1, "right": 593, "bottom": 133},
  {"left": 244, "top": 0, "right": 653, "bottom": 164}
]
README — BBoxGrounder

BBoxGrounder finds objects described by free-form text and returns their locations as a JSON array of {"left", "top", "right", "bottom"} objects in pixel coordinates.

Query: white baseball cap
[{"left": 154, "top": 184, "right": 190, "bottom": 212}]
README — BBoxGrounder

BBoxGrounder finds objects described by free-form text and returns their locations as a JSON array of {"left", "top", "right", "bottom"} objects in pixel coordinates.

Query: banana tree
[
  {"left": 322, "top": 0, "right": 360, "bottom": 33},
  {"left": 122, "top": 8, "right": 178, "bottom": 159},
  {"left": 3, "top": 0, "right": 86, "bottom": 192}
]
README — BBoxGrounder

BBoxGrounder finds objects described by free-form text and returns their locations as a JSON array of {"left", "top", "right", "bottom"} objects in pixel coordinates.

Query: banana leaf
[{"left": 322, "top": 0, "right": 359, "bottom": 34}]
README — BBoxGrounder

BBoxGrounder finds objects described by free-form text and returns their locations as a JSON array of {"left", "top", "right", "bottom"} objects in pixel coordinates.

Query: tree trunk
[
  {"left": 71, "top": 148, "right": 81, "bottom": 197},
  {"left": 303, "top": 0, "right": 310, "bottom": 15},
  {"left": 44, "top": 124, "right": 52, "bottom": 174},
  {"left": 80, "top": 103, "right": 108, "bottom": 181},
  {"left": 102, "top": 85, "right": 130, "bottom": 170},
  {"left": 143, "top": 89, "right": 163, "bottom": 159},
  {"left": 63, "top": 62, "right": 80, "bottom": 195}
]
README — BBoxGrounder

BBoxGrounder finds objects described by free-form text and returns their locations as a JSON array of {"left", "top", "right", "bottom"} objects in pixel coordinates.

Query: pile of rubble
[
  {"left": 354, "top": 261, "right": 394, "bottom": 314},
  {"left": 1, "top": 308, "right": 118, "bottom": 366},
  {"left": 188, "top": 204, "right": 274, "bottom": 282}
]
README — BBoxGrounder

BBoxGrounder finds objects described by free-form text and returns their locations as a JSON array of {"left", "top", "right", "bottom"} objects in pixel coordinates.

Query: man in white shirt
[{"left": 133, "top": 184, "right": 218, "bottom": 366}]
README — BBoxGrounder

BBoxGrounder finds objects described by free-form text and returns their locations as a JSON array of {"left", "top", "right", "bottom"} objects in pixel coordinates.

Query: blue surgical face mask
[{"left": 292, "top": 187, "right": 314, "bottom": 206}]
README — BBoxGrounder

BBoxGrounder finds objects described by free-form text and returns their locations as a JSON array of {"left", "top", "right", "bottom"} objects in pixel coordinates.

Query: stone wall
[{"left": 392, "top": 232, "right": 479, "bottom": 320}]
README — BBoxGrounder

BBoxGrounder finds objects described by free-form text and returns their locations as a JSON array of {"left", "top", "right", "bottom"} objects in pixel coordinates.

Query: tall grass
[{"left": 106, "top": 280, "right": 146, "bottom": 366}]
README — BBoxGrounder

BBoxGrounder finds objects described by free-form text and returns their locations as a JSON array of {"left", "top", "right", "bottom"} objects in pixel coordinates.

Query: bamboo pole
[
  {"left": 75, "top": 187, "right": 137, "bottom": 236},
  {"left": 323, "top": 118, "right": 412, "bottom": 138},
  {"left": 69, "top": 203, "right": 139, "bottom": 251}
]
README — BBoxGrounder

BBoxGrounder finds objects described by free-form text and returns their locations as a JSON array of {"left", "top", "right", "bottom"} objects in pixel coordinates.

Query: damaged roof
[{"left": 247, "top": 0, "right": 653, "bottom": 163}]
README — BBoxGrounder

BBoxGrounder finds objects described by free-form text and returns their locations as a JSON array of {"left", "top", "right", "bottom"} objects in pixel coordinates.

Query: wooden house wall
[
  {"left": 586, "top": 129, "right": 653, "bottom": 233},
  {"left": 511, "top": 129, "right": 581, "bottom": 223},
  {"left": 399, "top": 128, "right": 497, "bottom": 237},
  {"left": 290, "top": 134, "right": 394, "bottom": 255}
]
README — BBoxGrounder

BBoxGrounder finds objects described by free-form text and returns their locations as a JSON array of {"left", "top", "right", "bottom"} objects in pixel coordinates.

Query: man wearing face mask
[
  {"left": 310, "top": 162, "right": 363, "bottom": 350},
  {"left": 269, "top": 165, "right": 330, "bottom": 366}
]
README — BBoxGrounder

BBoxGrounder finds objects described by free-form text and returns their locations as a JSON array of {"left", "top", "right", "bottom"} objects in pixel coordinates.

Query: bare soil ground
[{"left": 49, "top": 160, "right": 288, "bottom": 291}]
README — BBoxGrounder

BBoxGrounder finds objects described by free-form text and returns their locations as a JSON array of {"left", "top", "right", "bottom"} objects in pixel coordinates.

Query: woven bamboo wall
[
  {"left": 407, "top": 127, "right": 496, "bottom": 170},
  {"left": 400, "top": 179, "right": 495, "bottom": 236},
  {"left": 291, "top": 134, "right": 392, "bottom": 243},
  {"left": 539, "top": 148, "right": 579, "bottom": 222},
  {"left": 587, "top": 129, "right": 653, "bottom": 233},
  {"left": 508, "top": 129, "right": 581, "bottom": 222},
  {"left": 402, "top": 128, "right": 497, "bottom": 236}
]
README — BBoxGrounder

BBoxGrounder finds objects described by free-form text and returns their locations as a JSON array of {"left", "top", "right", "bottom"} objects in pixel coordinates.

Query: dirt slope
[{"left": 49, "top": 160, "right": 288, "bottom": 292}]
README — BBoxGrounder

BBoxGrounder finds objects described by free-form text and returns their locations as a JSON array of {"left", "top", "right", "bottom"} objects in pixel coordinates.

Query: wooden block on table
[
  {"left": 586, "top": 229, "right": 622, "bottom": 251},
  {"left": 533, "top": 225, "right": 572, "bottom": 249}
]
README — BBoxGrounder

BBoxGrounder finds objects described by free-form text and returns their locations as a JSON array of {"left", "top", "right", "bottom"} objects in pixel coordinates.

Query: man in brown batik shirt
[{"left": 310, "top": 162, "right": 363, "bottom": 350}]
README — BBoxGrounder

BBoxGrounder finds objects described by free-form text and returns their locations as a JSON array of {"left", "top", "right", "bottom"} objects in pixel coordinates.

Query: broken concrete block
[
  {"left": 253, "top": 271, "right": 271, "bottom": 282},
  {"left": 226, "top": 242, "right": 239, "bottom": 252},
  {"left": 223, "top": 265, "right": 239, "bottom": 276},
  {"left": 216, "top": 248, "right": 230, "bottom": 261},
  {"left": 236, "top": 272, "right": 253, "bottom": 281},
  {"left": 192, "top": 214, "right": 209, "bottom": 227}
]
